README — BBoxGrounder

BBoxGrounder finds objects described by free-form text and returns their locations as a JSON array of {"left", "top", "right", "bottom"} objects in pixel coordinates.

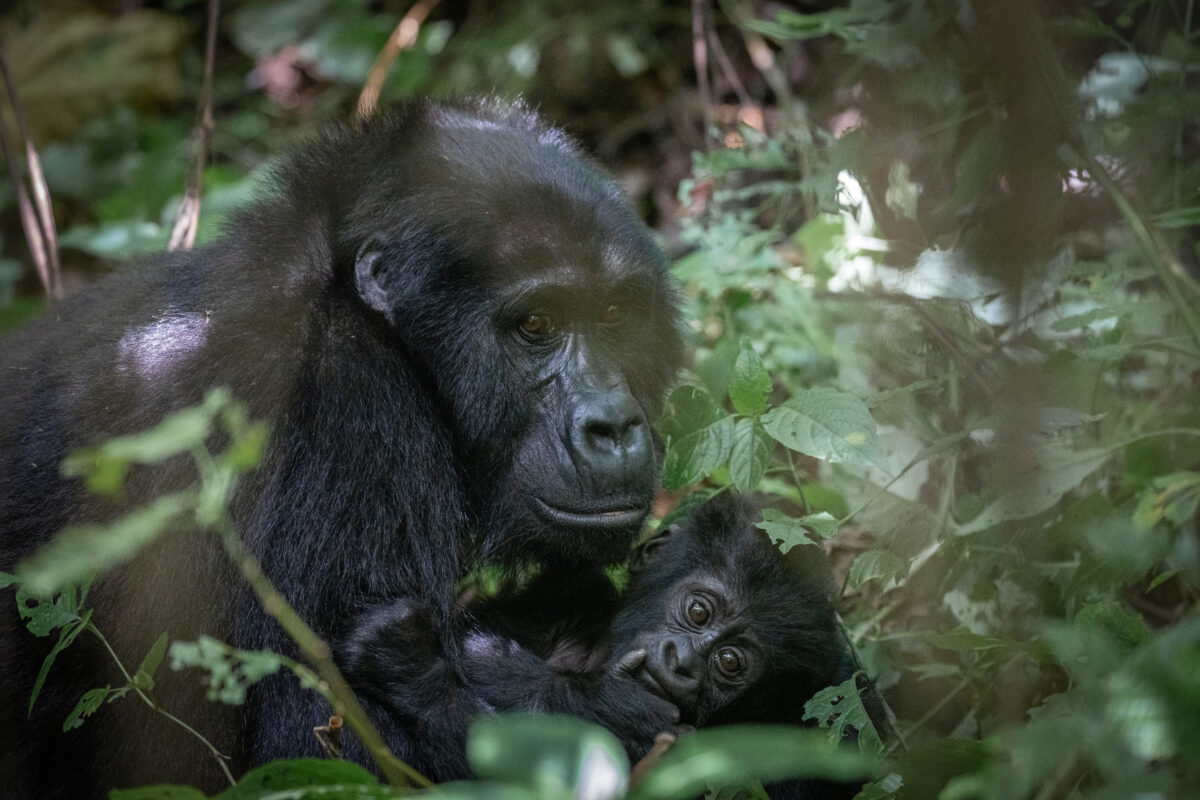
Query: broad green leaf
[
  {"left": 847, "top": 550, "right": 907, "bottom": 588},
  {"left": 1132, "top": 471, "right": 1200, "bottom": 532},
  {"left": 729, "top": 418, "right": 771, "bottom": 492},
  {"left": 761, "top": 388, "right": 877, "bottom": 463},
  {"left": 1076, "top": 600, "right": 1150, "bottom": 648},
  {"left": 956, "top": 446, "right": 1112, "bottom": 535},
  {"left": 728, "top": 339, "right": 772, "bottom": 416},
  {"left": 133, "top": 631, "right": 171, "bottom": 691},
  {"left": 629, "top": 725, "right": 874, "bottom": 800},
  {"left": 909, "top": 663, "right": 963, "bottom": 681},
  {"left": 468, "top": 714, "right": 628, "bottom": 800},
  {"left": 14, "top": 491, "right": 193, "bottom": 596},
  {"left": 802, "top": 677, "right": 884, "bottom": 755},
  {"left": 755, "top": 509, "right": 839, "bottom": 553},
  {"left": 660, "top": 385, "right": 735, "bottom": 490},
  {"left": 922, "top": 626, "right": 1010, "bottom": 652},
  {"left": 212, "top": 758, "right": 387, "bottom": 799},
  {"left": 0, "top": 570, "right": 15, "bottom": 589}
]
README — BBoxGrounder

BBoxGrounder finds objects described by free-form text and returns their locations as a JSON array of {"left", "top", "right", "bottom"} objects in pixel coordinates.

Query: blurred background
[{"left": 2, "top": 1, "right": 1199, "bottom": 798}]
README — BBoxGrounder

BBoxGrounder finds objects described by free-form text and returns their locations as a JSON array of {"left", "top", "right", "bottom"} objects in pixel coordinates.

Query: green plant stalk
[
  {"left": 890, "top": 677, "right": 969, "bottom": 756},
  {"left": 214, "top": 519, "right": 431, "bottom": 790},
  {"left": 88, "top": 623, "right": 237, "bottom": 787},
  {"left": 1027, "top": 17, "right": 1200, "bottom": 348},
  {"left": 1066, "top": 142, "right": 1200, "bottom": 349}
]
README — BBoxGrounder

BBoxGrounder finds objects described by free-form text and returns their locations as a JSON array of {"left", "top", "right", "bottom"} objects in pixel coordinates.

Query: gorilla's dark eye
[
  {"left": 599, "top": 303, "right": 624, "bottom": 324},
  {"left": 714, "top": 647, "right": 743, "bottom": 676},
  {"left": 519, "top": 313, "right": 556, "bottom": 339},
  {"left": 686, "top": 597, "right": 710, "bottom": 625}
]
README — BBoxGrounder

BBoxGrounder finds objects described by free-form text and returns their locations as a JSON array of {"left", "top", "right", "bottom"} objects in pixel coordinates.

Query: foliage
[
  {"left": 657, "top": 1, "right": 1200, "bottom": 798},
  {"left": 3, "top": 0, "right": 1200, "bottom": 798}
]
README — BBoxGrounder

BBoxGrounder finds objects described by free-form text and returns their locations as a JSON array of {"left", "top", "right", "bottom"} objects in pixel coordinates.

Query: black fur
[
  {"left": 0, "top": 99, "right": 683, "bottom": 796},
  {"left": 348, "top": 494, "right": 860, "bottom": 798}
]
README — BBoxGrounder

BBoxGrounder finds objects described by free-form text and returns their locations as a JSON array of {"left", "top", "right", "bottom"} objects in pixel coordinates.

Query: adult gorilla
[{"left": 0, "top": 99, "right": 683, "bottom": 796}]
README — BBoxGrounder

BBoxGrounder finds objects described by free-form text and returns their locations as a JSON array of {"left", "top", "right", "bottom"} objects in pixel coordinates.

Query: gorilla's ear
[
  {"left": 355, "top": 240, "right": 392, "bottom": 318},
  {"left": 629, "top": 524, "right": 675, "bottom": 574}
]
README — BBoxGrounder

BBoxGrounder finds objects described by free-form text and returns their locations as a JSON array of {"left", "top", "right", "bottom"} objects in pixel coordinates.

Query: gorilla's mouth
[{"left": 530, "top": 497, "right": 647, "bottom": 529}]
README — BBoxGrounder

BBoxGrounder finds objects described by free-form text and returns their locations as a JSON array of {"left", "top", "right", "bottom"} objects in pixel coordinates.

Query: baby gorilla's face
[{"left": 612, "top": 572, "right": 766, "bottom": 725}]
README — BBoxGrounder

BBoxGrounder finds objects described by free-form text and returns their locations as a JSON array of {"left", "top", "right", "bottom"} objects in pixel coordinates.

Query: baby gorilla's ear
[{"left": 629, "top": 524, "right": 676, "bottom": 574}]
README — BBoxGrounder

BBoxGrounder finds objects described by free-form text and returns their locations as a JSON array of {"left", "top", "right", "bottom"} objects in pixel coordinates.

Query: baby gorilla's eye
[
  {"left": 686, "top": 597, "right": 710, "bottom": 625},
  {"left": 519, "top": 313, "right": 556, "bottom": 338},
  {"left": 714, "top": 647, "right": 743, "bottom": 676},
  {"left": 599, "top": 303, "right": 624, "bottom": 324}
]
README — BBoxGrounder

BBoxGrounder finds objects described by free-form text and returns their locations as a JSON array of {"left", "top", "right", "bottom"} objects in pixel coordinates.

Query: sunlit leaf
[
  {"left": 761, "top": 388, "right": 878, "bottom": 463},
  {"left": 847, "top": 550, "right": 907, "bottom": 588},
  {"left": 755, "top": 509, "right": 838, "bottom": 553}
]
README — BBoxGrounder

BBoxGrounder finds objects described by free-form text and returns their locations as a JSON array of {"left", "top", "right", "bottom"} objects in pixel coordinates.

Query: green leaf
[
  {"left": 755, "top": 509, "right": 838, "bottom": 553},
  {"left": 14, "top": 492, "right": 193, "bottom": 596},
  {"left": 956, "top": 446, "right": 1112, "bottom": 535},
  {"left": 0, "top": 570, "right": 15, "bottom": 589},
  {"left": 1132, "top": 471, "right": 1200, "bottom": 532},
  {"left": 761, "top": 388, "right": 877, "bottom": 464},
  {"left": 468, "top": 714, "right": 628, "bottom": 800},
  {"left": 802, "top": 677, "right": 885, "bottom": 755},
  {"left": 28, "top": 611, "right": 92, "bottom": 716},
  {"left": 58, "top": 388, "right": 240, "bottom": 495},
  {"left": 847, "top": 550, "right": 907, "bottom": 588},
  {"left": 728, "top": 339, "right": 772, "bottom": 416},
  {"left": 63, "top": 685, "right": 115, "bottom": 731},
  {"left": 729, "top": 418, "right": 772, "bottom": 492},
  {"left": 133, "top": 631, "right": 171, "bottom": 691},
  {"left": 629, "top": 725, "right": 874, "bottom": 800},
  {"left": 660, "top": 385, "right": 735, "bottom": 490},
  {"left": 1076, "top": 600, "right": 1150, "bottom": 648},
  {"left": 212, "top": 758, "right": 385, "bottom": 799},
  {"left": 15, "top": 585, "right": 85, "bottom": 636},
  {"left": 169, "top": 636, "right": 283, "bottom": 705},
  {"left": 922, "top": 626, "right": 1010, "bottom": 652}
]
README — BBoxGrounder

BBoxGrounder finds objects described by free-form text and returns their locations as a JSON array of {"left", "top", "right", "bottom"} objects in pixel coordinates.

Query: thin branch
[
  {"left": 215, "top": 519, "right": 430, "bottom": 789},
  {"left": 0, "top": 45, "right": 60, "bottom": 300},
  {"left": 692, "top": 0, "right": 713, "bottom": 147},
  {"left": 169, "top": 0, "right": 220, "bottom": 251},
  {"left": 706, "top": 29, "right": 752, "bottom": 108},
  {"left": 88, "top": 624, "right": 237, "bottom": 787},
  {"left": 356, "top": 0, "right": 442, "bottom": 121}
]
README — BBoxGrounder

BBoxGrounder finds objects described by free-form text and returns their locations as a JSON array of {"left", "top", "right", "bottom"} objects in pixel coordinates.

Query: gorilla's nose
[
  {"left": 656, "top": 635, "right": 702, "bottom": 697},
  {"left": 570, "top": 389, "right": 649, "bottom": 470}
]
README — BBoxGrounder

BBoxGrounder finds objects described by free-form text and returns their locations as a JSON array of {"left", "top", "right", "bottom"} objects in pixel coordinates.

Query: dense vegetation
[{"left": 2, "top": 1, "right": 1198, "bottom": 798}]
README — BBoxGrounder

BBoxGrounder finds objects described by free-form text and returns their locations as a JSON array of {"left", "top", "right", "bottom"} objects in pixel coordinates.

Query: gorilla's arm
[{"left": 341, "top": 572, "right": 680, "bottom": 765}]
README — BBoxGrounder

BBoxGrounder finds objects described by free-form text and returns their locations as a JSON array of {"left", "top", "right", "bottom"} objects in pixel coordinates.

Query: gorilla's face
[{"left": 348, "top": 105, "right": 682, "bottom": 564}]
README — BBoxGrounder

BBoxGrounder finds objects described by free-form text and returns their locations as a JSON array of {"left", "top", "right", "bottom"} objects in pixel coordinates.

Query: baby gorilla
[{"left": 345, "top": 493, "right": 854, "bottom": 774}]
